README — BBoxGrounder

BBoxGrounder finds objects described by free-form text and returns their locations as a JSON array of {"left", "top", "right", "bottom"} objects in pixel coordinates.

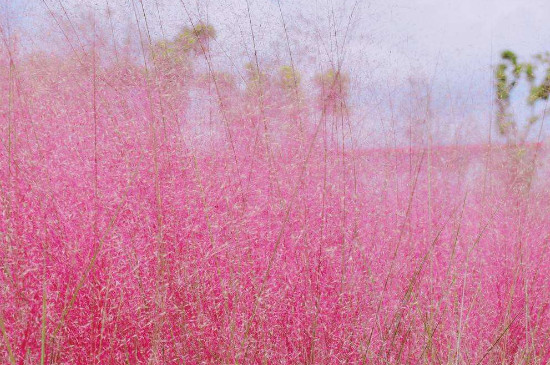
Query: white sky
[
  {"left": 8, "top": 0, "right": 550, "bottom": 75},
  {"left": 4, "top": 0, "right": 550, "bottom": 143}
]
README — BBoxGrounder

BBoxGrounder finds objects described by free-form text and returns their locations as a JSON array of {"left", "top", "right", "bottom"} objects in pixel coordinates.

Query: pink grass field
[{"left": 1, "top": 28, "right": 550, "bottom": 364}]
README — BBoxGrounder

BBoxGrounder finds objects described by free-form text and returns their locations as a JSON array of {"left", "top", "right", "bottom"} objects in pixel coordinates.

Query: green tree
[
  {"left": 176, "top": 22, "right": 216, "bottom": 54},
  {"left": 151, "top": 22, "right": 216, "bottom": 65},
  {"left": 315, "top": 68, "right": 349, "bottom": 115},
  {"left": 278, "top": 65, "right": 301, "bottom": 91},
  {"left": 244, "top": 62, "right": 269, "bottom": 96},
  {"left": 494, "top": 50, "right": 550, "bottom": 193},
  {"left": 495, "top": 50, "right": 550, "bottom": 144}
]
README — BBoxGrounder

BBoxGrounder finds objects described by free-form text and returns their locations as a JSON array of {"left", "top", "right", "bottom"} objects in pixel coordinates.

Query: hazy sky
[
  {"left": 8, "top": 0, "right": 550, "bottom": 72},
  {"left": 4, "top": 0, "right": 550, "bottom": 142}
]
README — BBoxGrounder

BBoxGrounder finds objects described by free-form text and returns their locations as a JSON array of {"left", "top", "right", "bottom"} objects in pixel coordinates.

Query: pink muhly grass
[{"left": 0, "top": 8, "right": 550, "bottom": 365}]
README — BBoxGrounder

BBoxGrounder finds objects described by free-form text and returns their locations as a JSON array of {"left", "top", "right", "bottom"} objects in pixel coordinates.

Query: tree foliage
[
  {"left": 151, "top": 22, "right": 216, "bottom": 65},
  {"left": 495, "top": 50, "right": 550, "bottom": 143},
  {"left": 314, "top": 68, "right": 349, "bottom": 115}
]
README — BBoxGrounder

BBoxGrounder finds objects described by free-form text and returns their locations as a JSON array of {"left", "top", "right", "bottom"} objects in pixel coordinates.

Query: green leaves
[
  {"left": 524, "top": 63, "right": 535, "bottom": 82},
  {"left": 152, "top": 22, "right": 216, "bottom": 64},
  {"left": 176, "top": 22, "right": 216, "bottom": 53},
  {"left": 279, "top": 65, "right": 301, "bottom": 91},
  {"left": 501, "top": 50, "right": 518, "bottom": 64},
  {"left": 494, "top": 49, "right": 550, "bottom": 141}
]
